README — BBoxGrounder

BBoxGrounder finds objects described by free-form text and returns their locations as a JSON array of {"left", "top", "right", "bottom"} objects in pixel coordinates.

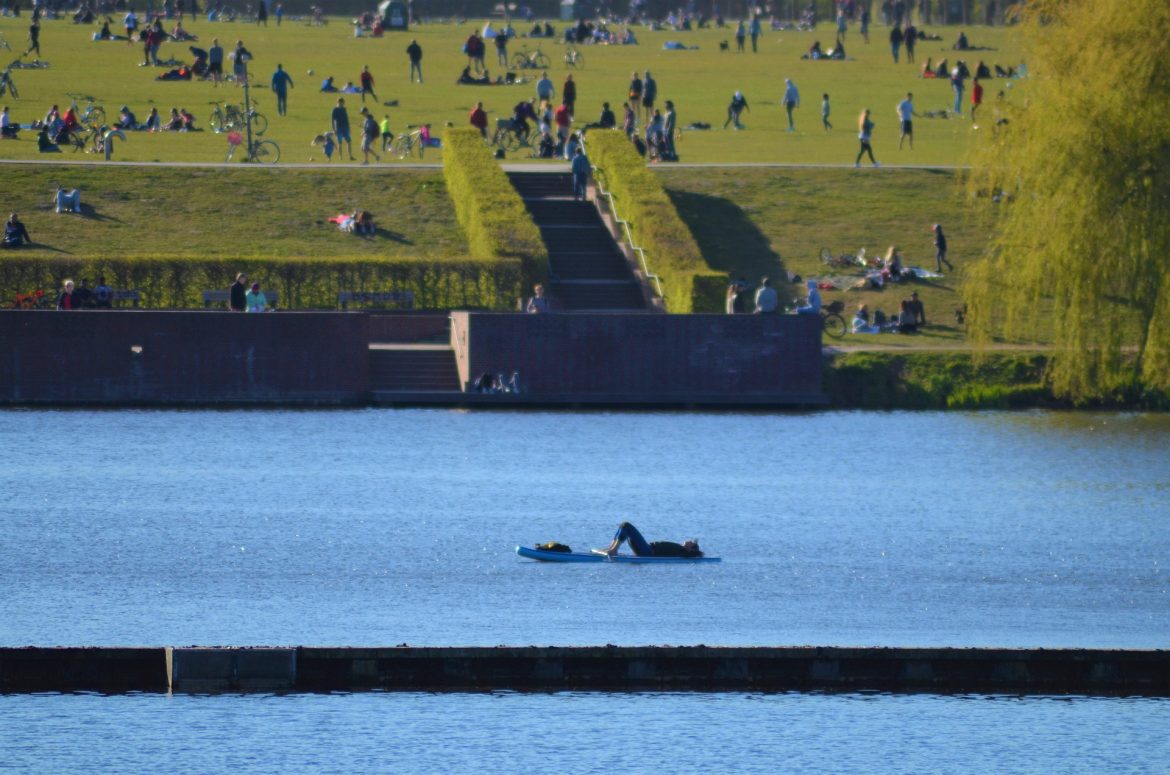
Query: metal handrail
[{"left": 586, "top": 159, "right": 665, "bottom": 302}]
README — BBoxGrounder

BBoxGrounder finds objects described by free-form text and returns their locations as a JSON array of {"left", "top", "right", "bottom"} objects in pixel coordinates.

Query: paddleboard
[{"left": 516, "top": 545, "right": 721, "bottom": 563}]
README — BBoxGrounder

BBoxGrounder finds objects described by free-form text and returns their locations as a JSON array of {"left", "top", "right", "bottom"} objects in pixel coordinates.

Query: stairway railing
[{"left": 587, "top": 163, "right": 664, "bottom": 301}]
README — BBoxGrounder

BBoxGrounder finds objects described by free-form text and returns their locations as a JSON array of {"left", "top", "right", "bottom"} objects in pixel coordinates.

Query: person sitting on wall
[
  {"left": 525, "top": 283, "right": 550, "bottom": 313},
  {"left": 794, "top": 278, "right": 821, "bottom": 315},
  {"left": 754, "top": 276, "right": 778, "bottom": 313},
  {"left": 596, "top": 522, "right": 704, "bottom": 558}
]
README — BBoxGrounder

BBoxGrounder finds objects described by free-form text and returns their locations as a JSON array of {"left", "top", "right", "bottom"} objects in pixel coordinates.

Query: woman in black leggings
[{"left": 855, "top": 108, "right": 879, "bottom": 167}]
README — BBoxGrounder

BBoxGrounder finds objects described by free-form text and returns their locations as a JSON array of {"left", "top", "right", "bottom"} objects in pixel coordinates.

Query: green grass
[
  {"left": 660, "top": 166, "right": 994, "bottom": 343},
  {"left": 0, "top": 164, "right": 466, "bottom": 259},
  {"left": 0, "top": 17, "right": 1027, "bottom": 164}
]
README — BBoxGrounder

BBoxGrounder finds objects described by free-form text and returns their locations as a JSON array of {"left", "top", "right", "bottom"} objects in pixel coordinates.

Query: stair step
[{"left": 368, "top": 347, "right": 460, "bottom": 392}]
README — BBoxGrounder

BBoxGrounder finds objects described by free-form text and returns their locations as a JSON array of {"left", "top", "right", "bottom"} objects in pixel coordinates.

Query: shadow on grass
[
  {"left": 371, "top": 227, "right": 412, "bottom": 244},
  {"left": 666, "top": 189, "right": 786, "bottom": 284}
]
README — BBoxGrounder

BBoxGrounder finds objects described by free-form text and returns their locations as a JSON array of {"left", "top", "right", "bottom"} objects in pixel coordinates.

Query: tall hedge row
[
  {"left": 0, "top": 255, "right": 521, "bottom": 310},
  {"left": 584, "top": 131, "right": 725, "bottom": 313},
  {"left": 442, "top": 128, "right": 548, "bottom": 291}
]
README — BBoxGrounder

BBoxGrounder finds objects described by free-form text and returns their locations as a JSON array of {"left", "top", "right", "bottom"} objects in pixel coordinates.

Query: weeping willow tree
[{"left": 964, "top": 0, "right": 1170, "bottom": 400}]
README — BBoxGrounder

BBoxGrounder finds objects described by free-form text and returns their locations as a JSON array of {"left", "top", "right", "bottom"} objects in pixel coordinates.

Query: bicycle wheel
[
  {"left": 565, "top": 51, "right": 583, "bottom": 69},
  {"left": 209, "top": 110, "right": 225, "bottom": 133},
  {"left": 250, "top": 112, "right": 268, "bottom": 135},
  {"left": 502, "top": 131, "right": 521, "bottom": 152},
  {"left": 822, "top": 313, "right": 847, "bottom": 339},
  {"left": 533, "top": 52, "right": 551, "bottom": 69},
  {"left": 392, "top": 135, "right": 413, "bottom": 159},
  {"left": 251, "top": 139, "right": 280, "bottom": 163},
  {"left": 510, "top": 52, "right": 530, "bottom": 69},
  {"left": 89, "top": 106, "right": 105, "bottom": 126}
]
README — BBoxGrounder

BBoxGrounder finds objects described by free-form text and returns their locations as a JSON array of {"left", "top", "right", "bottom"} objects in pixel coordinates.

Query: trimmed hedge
[
  {"left": 584, "top": 130, "right": 725, "bottom": 312},
  {"left": 442, "top": 128, "right": 548, "bottom": 291},
  {"left": 0, "top": 255, "right": 522, "bottom": 310}
]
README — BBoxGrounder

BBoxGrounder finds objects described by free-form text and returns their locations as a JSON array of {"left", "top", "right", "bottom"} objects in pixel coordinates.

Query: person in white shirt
[
  {"left": 753, "top": 276, "right": 778, "bottom": 313},
  {"left": 897, "top": 92, "right": 918, "bottom": 150}
]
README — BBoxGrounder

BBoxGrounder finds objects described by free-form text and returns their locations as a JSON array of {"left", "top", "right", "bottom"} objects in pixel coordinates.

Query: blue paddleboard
[{"left": 516, "top": 546, "right": 721, "bottom": 563}]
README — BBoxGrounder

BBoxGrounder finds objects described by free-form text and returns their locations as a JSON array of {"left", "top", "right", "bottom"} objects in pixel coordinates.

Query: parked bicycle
[
  {"left": 208, "top": 100, "right": 267, "bottom": 136},
  {"left": 67, "top": 94, "right": 106, "bottom": 130},
  {"left": 818, "top": 300, "right": 848, "bottom": 338},
  {"left": 225, "top": 129, "right": 279, "bottom": 163},
  {"left": 510, "top": 44, "right": 550, "bottom": 70},
  {"left": 563, "top": 45, "right": 584, "bottom": 69},
  {"left": 491, "top": 117, "right": 534, "bottom": 154},
  {"left": 392, "top": 125, "right": 426, "bottom": 159},
  {"left": 63, "top": 124, "right": 108, "bottom": 154},
  {"left": 820, "top": 246, "right": 869, "bottom": 269}
]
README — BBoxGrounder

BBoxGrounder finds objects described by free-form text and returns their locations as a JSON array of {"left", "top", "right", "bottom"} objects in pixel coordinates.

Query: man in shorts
[
  {"left": 359, "top": 107, "right": 380, "bottom": 164},
  {"left": 331, "top": 97, "right": 355, "bottom": 161},
  {"left": 208, "top": 39, "right": 224, "bottom": 86},
  {"left": 897, "top": 91, "right": 917, "bottom": 150}
]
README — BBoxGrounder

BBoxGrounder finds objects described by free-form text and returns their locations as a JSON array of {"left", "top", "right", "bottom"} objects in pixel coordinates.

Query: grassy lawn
[
  {"left": 0, "top": 16, "right": 1027, "bottom": 164},
  {"left": 661, "top": 166, "right": 995, "bottom": 344},
  {"left": 0, "top": 165, "right": 465, "bottom": 259}
]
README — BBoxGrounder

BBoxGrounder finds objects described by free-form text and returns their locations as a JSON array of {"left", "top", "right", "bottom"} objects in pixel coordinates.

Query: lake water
[{"left": 1, "top": 409, "right": 1167, "bottom": 772}]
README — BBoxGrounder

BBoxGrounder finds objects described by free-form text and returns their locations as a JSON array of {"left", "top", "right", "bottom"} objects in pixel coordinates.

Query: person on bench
[{"left": 597, "top": 522, "right": 704, "bottom": 558}]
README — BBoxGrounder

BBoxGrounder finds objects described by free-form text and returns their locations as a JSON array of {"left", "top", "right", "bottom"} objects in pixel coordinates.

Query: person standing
[
  {"left": 896, "top": 91, "right": 917, "bottom": 149},
  {"left": 232, "top": 39, "right": 252, "bottom": 86},
  {"left": 622, "top": 101, "right": 635, "bottom": 138},
  {"left": 208, "top": 38, "right": 224, "bottom": 87},
  {"left": 228, "top": 272, "right": 249, "bottom": 311},
  {"left": 734, "top": 20, "right": 745, "bottom": 52},
  {"left": 860, "top": 6, "right": 870, "bottom": 43},
  {"left": 570, "top": 145, "right": 590, "bottom": 201},
  {"left": 526, "top": 284, "right": 550, "bottom": 313},
  {"left": 562, "top": 74, "right": 576, "bottom": 118},
  {"left": 749, "top": 15, "right": 760, "bottom": 52},
  {"left": 406, "top": 39, "right": 423, "bottom": 83},
  {"left": 360, "top": 107, "right": 380, "bottom": 164},
  {"left": 971, "top": 77, "right": 984, "bottom": 125},
  {"left": 950, "top": 65, "right": 965, "bottom": 116},
  {"left": 380, "top": 113, "right": 393, "bottom": 151},
  {"left": 904, "top": 23, "right": 917, "bottom": 63},
  {"left": 932, "top": 223, "right": 953, "bottom": 272},
  {"left": 641, "top": 70, "right": 657, "bottom": 124},
  {"left": 855, "top": 108, "right": 878, "bottom": 167},
  {"left": 469, "top": 101, "right": 487, "bottom": 138},
  {"left": 256, "top": 0, "right": 268, "bottom": 25},
  {"left": 753, "top": 276, "right": 778, "bottom": 313},
  {"left": 124, "top": 8, "right": 138, "bottom": 45},
  {"left": 359, "top": 65, "right": 377, "bottom": 104},
  {"left": 536, "top": 70, "right": 554, "bottom": 104},
  {"left": 274, "top": 3, "right": 283, "bottom": 25},
  {"left": 663, "top": 100, "right": 677, "bottom": 161},
  {"left": 56, "top": 280, "right": 79, "bottom": 311},
  {"left": 332, "top": 97, "right": 354, "bottom": 160},
  {"left": 270, "top": 64, "right": 293, "bottom": 116},
  {"left": 889, "top": 24, "right": 903, "bottom": 64},
  {"left": 782, "top": 78, "right": 799, "bottom": 131},
  {"left": 495, "top": 31, "right": 508, "bottom": 67},
  {"left": 821, "top": 93, "right": 832, "bottom": 131}
]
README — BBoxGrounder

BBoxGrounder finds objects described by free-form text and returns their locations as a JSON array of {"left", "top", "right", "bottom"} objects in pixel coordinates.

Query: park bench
[
  {"left": 108, "top": 289, "right": 142, "bottom": 308},
  {"left": 337, "top": 290, "right": 414, "bottom": 310},
  {"left": 202, "top": 289, "right": 279, "bottom": 309}
]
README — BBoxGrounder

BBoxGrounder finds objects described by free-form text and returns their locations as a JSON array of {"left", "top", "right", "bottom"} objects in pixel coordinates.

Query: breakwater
[{"left": 2, "top": 647, "right": 1166, "bottom": 696}]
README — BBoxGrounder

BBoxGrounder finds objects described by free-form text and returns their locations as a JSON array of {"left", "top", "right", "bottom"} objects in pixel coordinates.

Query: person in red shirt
[
  {"left": 971, "top": 77, "right": 984, "bottom": 125},
  {"left": 553, "top": 102, "right": 571, "bottom": 147},
  {"left": 57, "top": 280, "right": 78, "bottom": 310},
  {"left": 469, "top": 101, "right": 488, "bottom": 138},
  {"left": 359, "top": 65, "right": 377, "bottom": 104}
]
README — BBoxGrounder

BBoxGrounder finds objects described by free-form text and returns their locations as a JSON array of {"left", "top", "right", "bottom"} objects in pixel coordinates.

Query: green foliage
[
  {"left": 0, "top": 255, "right": 522, "bottom": 310},
  {"left": 964, "top": 0, "right": 1170, "bottom": 398},
  {"left": 585, "top": 131, "right": 723, "bottom": 312},
  {"left": 442, "top": 128, "right": 547, "bottom": 290},
  {"left": 825, "top": 352, "right": 1053, "bottom": 409}
]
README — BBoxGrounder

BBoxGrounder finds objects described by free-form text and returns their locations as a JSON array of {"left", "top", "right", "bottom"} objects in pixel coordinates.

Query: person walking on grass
[
  {"left": 359, "top": 65, "right": 377, "bottom": 105},
  {"left": 971, "top": 77, "right": 984, "bottom": 126},
  {"left": 932, "top": 223, "right": 953, "bottom": 272},
  {"left": 331, "top": 97, "right": 355, "bottom": 160},
  {"left": 855, "top": 108, "right": 879, "bottom": 167},
  {"left": 821, "top": 93, "right": 832, "bottom": 131},
  {"left": 360, "top": 107, "right": 380, "bottom": 164},
  {"left": 889, "top": 24, "right": 903, "bottom": 64},
  {"left": 897, "top": 91, "right": 917, "bottom": 149},
  {"left": 381, "top": 114, "right": 393, "bottom": 152},
  {"left": 270, "top": 64, "right": 293, "bottom": 116},
  {"left": 735, "top": 20, "right": 745, "bottom": 52},
  {"left": 782, "top": 78, "right": 799, "bottom": 131},
  {"left": 25, "top": 19, "right": 40, "bottom": 58}
]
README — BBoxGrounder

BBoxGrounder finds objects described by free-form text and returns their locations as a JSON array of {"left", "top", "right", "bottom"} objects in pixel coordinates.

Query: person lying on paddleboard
[{"left": 597, "top": 522, "right": 703, "bottom": 558}]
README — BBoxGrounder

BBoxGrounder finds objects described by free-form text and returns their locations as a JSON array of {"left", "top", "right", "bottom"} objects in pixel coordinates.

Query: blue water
[
  {"left": 1, "top": 691, "right": 1167, "bottom": 774},
  {"left": 0, "top": 409, "right": 1167, "bottom": 648}
]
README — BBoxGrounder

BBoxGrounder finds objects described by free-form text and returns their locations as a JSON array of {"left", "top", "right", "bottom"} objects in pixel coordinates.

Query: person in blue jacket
[{"left": 570, "top": 146, "right": 591, "bottom": 201}]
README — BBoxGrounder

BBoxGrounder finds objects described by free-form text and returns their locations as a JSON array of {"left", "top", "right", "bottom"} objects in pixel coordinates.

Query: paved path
[{"left": 0, "top": 158, "right": 967, "bottom": 171}]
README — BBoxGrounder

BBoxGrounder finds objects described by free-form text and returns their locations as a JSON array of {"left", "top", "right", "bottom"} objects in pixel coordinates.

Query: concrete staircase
[
  {"left": 508, "top": 171, "right": 648, "bottom": 311},
  {"left": 368, "top": 344, "right": 460, "bottom": 393}
]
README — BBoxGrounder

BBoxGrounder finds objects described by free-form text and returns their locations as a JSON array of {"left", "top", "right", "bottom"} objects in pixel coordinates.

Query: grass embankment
[
  {"left": 0, "top": 18, "right": 1026, "bottom": 164},
  {"left": 0, "top": 164, "right": 543, "bottom": 308},
  {"left": 661, "top": 166, "right": 997, "bottom": 343},
  {"left": 826, "top": 352, "right": 1170, "bottom": 409}
]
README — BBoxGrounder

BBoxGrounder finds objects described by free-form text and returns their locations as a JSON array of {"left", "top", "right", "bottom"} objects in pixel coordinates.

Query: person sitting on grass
[
  {"left": 895, "top": 299, "right": 919, "bottom": 333},
  {"left": 320, "top": 75, "right": 338, "bottom": 92},
  {"left": 3, "top": 212, "right": 32, "bottom": 248},
  {"left": 142, "top": 107, "right": 161, "bottom": 132},
  {"left": 179, "top": 108, "right": 197, "bottom": 130},
  {"left": 852, "top": 303, "right": 880, "bottom": 334},
  {"left": 117, "top": 106, "right": 140, "bottom": 130},
  {"left": 37, "top": 126, "right": 61, "bottom": 152},
  {"left": 597, "top": 522, "right": 704, "bottom": 558},
  {"left": 163, "top": 108, "right": 184, "bottom": 130}
]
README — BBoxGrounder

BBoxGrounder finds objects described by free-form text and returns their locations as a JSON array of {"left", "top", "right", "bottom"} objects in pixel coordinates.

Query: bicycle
[
  {"left": 67, "top": 94, "right": 106, "bottom": 130},
  {"left": 491, "top": 117, "right": 533, "bottom": 154},
  {"left": 208, "top": 100, "right": 267, "bottom": 136},
  {"left": 820, "top": 246, "right": 868, "bottom": 269},
  {"left": 563, "top": 45, "right": 585, "bottom": 69},
  {"left": 391, "top": 125, "right": 425, "bottom": 159},
  {"left": 510, "top": 44, "right": 550, "bottom": 70},
  {"left": 0, "top": 66, "right": 16, "bottom": 99},
  {"left": 225, "top": 130, "right": 280, "bottom": 163},
  {"left": 62, "top": 124, "right": 106, "bottom": 153}
]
